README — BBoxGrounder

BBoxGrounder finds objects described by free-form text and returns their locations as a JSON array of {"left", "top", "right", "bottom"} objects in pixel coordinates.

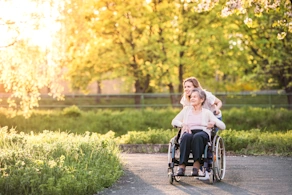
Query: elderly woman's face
[
  {"left": 190, "top": 91, "right": 204, "bottom": 106},
  {"left": 184, "top": 81, "right": 195, "bottom": 96}
]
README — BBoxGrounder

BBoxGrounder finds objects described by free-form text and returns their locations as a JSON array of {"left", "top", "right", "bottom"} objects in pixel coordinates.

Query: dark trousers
[{"left": 179, "top": 130, "right": 209, "bottom": 165}]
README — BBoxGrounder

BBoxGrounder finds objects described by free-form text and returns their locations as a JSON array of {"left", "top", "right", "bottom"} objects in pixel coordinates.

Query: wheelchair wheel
[
  {"left": 167, "top": 141, "right": 172, "bottom": 165},
  {"left": 212, "top": 135, "right": 226, "bottom": 181},
  {"left": 168, "top": 172, "right": 174, "bottom": 184},
  {"left": 209, "top": 169, "right": 214, "bottom": 184}
]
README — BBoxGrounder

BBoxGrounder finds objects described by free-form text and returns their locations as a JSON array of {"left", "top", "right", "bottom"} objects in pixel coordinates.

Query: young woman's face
[
  {"left": 190, "top": 91, "right": 204, "bottom": 107},
  {"left": 184, "top": 81, "right": 195, "bottom": 96}
]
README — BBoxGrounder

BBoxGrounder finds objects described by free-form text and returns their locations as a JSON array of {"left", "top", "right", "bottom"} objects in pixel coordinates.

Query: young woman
[
  {"left": 180, "top": 77, "right": 222, "bottom": 120},
  {"left": 172, "top": 88, "right": 226, "bottom": 176}
]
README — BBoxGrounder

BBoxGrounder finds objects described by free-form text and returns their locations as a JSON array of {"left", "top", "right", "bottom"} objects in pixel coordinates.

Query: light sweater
[{"left": 171, "top": 107, "right": 226, "bottom": 140}]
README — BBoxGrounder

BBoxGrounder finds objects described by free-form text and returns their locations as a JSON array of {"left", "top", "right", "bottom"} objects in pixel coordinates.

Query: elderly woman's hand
[
  {"left": 207, "top": 121, "right": 215, "bottom": 129},
  {"left": 182, "top": 123, "right": 191, "bottom": 134}
]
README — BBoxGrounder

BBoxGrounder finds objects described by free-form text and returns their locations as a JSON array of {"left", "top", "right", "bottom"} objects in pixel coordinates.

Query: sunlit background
[
  {"left": 0, "top": 0, "right": 291, "bottom": 117},
  {"left": 0, "top": 0, "right": 62, "bottom": 49}
]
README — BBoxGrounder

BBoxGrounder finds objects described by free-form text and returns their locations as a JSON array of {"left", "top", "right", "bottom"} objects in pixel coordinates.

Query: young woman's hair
[
  {"left": 190, "top": 88, "right": 206, "bottom": 105},
  {"left": 183, "top": 77, "right": 202, "bottom": 89},
  {"left": 182, "top": 77, "right": 203, "bottom": 103}
]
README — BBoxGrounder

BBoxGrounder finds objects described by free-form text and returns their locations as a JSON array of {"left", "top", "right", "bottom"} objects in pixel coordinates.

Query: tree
[
  {"left": 152, "top": 0, "right": 255, "bottom": 94},
  {"left": 185, "top": 1, "right": 256, "bottom": 92},
  {"left": 168, "top": 0, "right": 292, "bottom": 95},
  {"left": 221, "top": 0, "right": 291, "bottom": 38},
  {"left": 241, "top": 2, "right": 292, "bottom": 108},
  {"left": 62, "top": 0, "right": 277, "bottom": 97},
  {"left": 0, "top": 0, "right": 64, "bottom": 117},
  {"left": 63, "top": 0, "right": 179, "bottom": 104}
]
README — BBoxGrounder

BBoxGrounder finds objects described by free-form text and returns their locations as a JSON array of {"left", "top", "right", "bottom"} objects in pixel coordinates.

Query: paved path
[{"left": 98, "top": 153, "right": 292, "bottom": 195}]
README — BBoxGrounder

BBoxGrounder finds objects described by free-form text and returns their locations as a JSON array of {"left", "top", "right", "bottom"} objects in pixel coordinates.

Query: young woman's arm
[{"left": 213, "top": 97, "right": 222, "bottom": 115}]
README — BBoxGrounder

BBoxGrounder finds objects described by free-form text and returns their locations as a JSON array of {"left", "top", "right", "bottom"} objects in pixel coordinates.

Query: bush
[
  {"left": 0, "top": 127, "right": 123, "bottom": 195},
  {"left": 118, "top": 128, "right": 177, "bottom": 144},
  {"left": 62, "top": 105, "right": 82, "bottom": 117},
  {"left": 222, "top": 107, "right": 292, "bottom": 131},
  {"left": 219, "top": 129, "right": 292, "bottom": 156}
]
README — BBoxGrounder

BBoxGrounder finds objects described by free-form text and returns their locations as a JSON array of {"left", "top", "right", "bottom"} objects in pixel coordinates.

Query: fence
[{"left": 1, "top": 91, "right": 290, "bottom": 109}]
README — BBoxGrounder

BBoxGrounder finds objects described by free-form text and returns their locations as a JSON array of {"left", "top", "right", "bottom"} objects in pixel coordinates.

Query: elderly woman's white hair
[{"left": 190, "top": 88, "right": 206, "bottom": 105}]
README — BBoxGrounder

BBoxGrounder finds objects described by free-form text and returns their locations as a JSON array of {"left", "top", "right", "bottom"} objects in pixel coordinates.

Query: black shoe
[
  {"left": 177, "top": 168, "right": 185, "bottom": 176},
  {"left": 191, "top": 168, "right": 198, "bottom": 176}
]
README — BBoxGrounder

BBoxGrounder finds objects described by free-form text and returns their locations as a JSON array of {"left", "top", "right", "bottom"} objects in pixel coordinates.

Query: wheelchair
[{"left": 167, "top": 127, "right": 226, "bottom": 184}]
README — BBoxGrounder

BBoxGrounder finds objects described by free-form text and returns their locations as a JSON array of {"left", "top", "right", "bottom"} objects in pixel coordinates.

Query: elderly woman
[
  {"left": 171, "top": 88, "right": 226, "bottom": 176},
  {"left": 180, "top": 76, "right": 223, "bottom": 120}
]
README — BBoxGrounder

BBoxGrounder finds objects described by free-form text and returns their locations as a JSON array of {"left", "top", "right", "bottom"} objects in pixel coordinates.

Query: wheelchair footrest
[{"left": 174, "top": 173, "right": 206, "bottom": 177}]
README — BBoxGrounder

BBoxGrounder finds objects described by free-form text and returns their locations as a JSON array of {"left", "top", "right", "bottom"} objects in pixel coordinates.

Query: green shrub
[
  {"left": 222, "top": 107, "right": 292, "bottom": 131},
  {"left": 118, "top": 128, "right": 177, "bottom": 144},
  {"left": 0, "top": 127, "right": 122, "bottom": 195},
  {"left": 219, "top": 129, "right": 292, "bottom": 156},
  {"left": 62, "top": 105, "right": 82, "bottom": 117}
]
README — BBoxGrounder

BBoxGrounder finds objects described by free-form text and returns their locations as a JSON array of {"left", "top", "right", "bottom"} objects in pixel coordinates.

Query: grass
[{"left": 1, "top": 106, "right": 292, "bottom": 137}]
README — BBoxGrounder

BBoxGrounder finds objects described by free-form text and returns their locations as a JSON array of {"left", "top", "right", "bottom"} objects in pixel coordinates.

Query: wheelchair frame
[{"left": 167, "top": 128, "right": 226, "bottom": 184}]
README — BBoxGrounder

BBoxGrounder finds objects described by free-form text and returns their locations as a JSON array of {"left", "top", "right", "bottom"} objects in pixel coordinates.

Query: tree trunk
[
  {"left": 285, "top": 87, "right": 292, "bottom": 110},
  {"left": 134, "top": 79, "right": 142, "bottom": 107},
  {"left": 95, "top": 80, "right": 101, "bottom": 103},
  {"left": 143, "top": 74, "right": 151, "bottom": 93},
  {"left": 168, "top": 83, "right": 180, "bottom": 107},
  {"left": 178, "top": 64, "right": 184, "bottom": 93}
]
